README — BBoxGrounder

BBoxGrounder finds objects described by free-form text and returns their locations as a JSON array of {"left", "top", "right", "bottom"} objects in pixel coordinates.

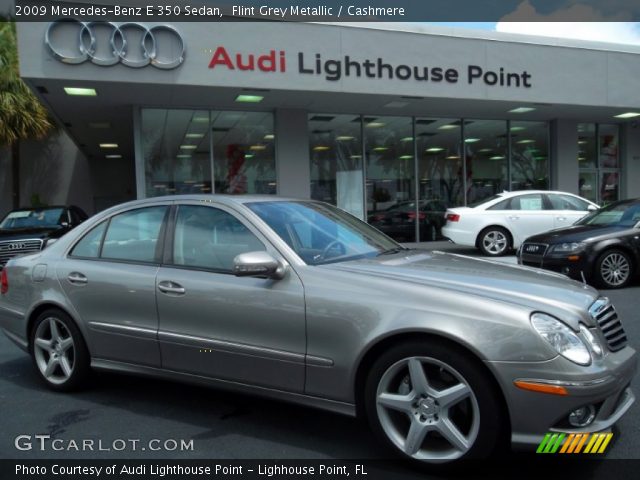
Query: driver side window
[{"left": 172, "top": 206, "right": 266, "bottom": 272}]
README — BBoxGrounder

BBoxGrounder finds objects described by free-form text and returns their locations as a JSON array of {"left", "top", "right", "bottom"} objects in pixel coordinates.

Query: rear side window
[
  {"left": 488, "top": 199, "right": 511, "bottom": 210},
  {"left": 70, "top": 221, "right": 107, "bottom": 258},
  {"left": 101, "top": 207, "right": 168, "bottom": 263}
]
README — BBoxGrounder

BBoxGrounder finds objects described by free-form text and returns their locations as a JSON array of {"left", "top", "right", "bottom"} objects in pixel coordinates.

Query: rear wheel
[
  {"left": 30, "top": 309, "right": 90, "bottom": 391},
  {"left": 364, "top": 341, "right": 504, "bottom": 465},
  {"left": 594, "top": 249, "right": 634, "bottom": 289},
  {"left": 478, "top": 227, "right": 511, "bottom": 257}
]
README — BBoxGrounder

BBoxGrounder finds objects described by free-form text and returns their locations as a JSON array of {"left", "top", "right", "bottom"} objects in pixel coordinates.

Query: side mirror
[
  {"left": 233, "top": 251, "right": 286, "bottom": 280},
  {"left": 587, "top": 205, "right": 598, "bottom": 212}
]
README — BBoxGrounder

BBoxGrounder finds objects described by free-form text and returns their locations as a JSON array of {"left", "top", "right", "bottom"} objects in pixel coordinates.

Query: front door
[{"left": 156, "top": 203, "right": 306, "bottom": 393}]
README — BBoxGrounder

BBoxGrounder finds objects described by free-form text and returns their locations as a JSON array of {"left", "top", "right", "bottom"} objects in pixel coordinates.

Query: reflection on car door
[
  {"left": 155, "top": 203, "right": 306, "bottom": 393},
  {"left": 57, "top": 205, "right": 169, "bottom": 367},
  {"left": 502, "top": 194, "right": 555, "bottom": 243}
]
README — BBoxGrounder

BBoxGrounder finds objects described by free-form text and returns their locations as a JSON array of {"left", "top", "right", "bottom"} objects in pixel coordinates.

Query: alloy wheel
[
  {"left": 482, "top": 231, "right": 508, "bottom": 255},
  {"left": 600, "top": 252, "right": 631, "bottom": 287},
  {"left": 375, "top": 356, "right": 480, "bottom": 462},
  {"left": 33, "top": 317, "right": 76, "bottom": 385}
]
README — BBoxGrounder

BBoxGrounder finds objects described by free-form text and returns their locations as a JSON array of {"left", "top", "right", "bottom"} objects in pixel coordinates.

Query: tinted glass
[
  {"left": 101, "top": 207, "right": 167, "bottom": 262},
  {"left": 465, "top": 120, "right": 508, "bottom": 204},
  {"left": 172, "top": 206, "right": 265, "bottom": 271},
  {"left": 487, "top": 198, "right": 511, "bottom": 210},
  {"left": 510, "top": 121, "right": 549, "bottom": 190},
  {"left": 510, "top": 194, "right": 545, "bottom": 211},
  {"left": 577, "top": 202, "right": 640, "bottom": 227},
  {"left": 70, "top": 222, "right": 107, "bottom": 258},
  {"left": 248, "top": 201, "right": 399, "bottom": 265},
  {"left": 0, "top": 208, "right": 65, "bottom": 229}
]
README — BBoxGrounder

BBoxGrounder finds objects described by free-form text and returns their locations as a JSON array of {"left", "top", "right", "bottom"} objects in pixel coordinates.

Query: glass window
[
  {"left": 309, "top": 114, "right": 363, "bottom": 219},
  {"left": 599, "top": 124, "right": 619, "bottom": 169},
  {"left": 101, "top": 207, "right": 167, "bottom": 263},
  {"left": 0, "top": 207, "right": 65, "bottom": 229},
  {"left": 577, "top": 123, "right": 597, "bottom": 169},
  {"left": 547, "top": 194, "right": 590, "bottom": 211},
  {"left": 510, "top": 121, "right": 549, "bottom": 190},
  {"left": 248, "top": 201, "right": 398, "bottom": 265},
  {"left": 487, "top": 198, "right": 511, "bottom": 210},
  {"left": 142, "top": 109, "right": 213, "bottom": 197},
  {"left": 579, "top": 172, "right": 597, "bottom": 203},
  {"left": 70, "top": 222, "right": 107, "bottom": 258},
  {"left": 600, "top": 172, "right": 619, "bottom": 205},
  {"left": 365, "top": 116, "right": 415, "bottom": 242},
  {"left": 508, "top": 194, "right": 545, "bottom": 211},
  {"left": 172, "top": 206, "right": 265, "bottom": 272},
  {"left": 416, "top": 118, "right": 462, "bottom": 240},
  {"left": 212, "top": 112, "right": 276, "bottom": 195},
  {"left": 464, "top": 120, "right": 508, "bottom": 205}
]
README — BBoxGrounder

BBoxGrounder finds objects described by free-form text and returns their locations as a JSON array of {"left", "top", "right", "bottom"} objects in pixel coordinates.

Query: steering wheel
[{"left": 319, "top": 240, "right": 347, "bottom": 261}]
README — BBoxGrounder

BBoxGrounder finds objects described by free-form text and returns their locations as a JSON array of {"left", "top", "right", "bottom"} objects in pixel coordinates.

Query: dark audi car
[
  {"left": 518, "top": 199, "right": 640, "bottom": 289},
  {"left": 0, "top": 206, "right": 88, "bottom": 270}
]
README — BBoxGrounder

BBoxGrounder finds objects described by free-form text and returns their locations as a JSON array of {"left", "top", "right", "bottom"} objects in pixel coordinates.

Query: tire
[
  {"left": 594, "top": 249, "right": 634, "bottom": 289},
  {"left": 478, "top": 227, "right": 511, "bottom": 257},
  {"left": 30, "top": 309, "right": 90, "bottom": 391},
  {"left": 364, "top": 341, "right": 504, "bottom": 465}
]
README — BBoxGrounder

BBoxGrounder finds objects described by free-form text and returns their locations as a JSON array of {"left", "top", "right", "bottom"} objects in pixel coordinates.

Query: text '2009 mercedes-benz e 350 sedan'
[{"left": 0, "top": 196, "right": 636, "bottom": 465}]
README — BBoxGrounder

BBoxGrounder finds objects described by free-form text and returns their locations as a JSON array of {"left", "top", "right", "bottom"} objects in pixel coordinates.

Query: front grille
[
  {"left": 0, "top": 238, "right": 44, "bottom": 268},
  {"left": 589, "top": 297, "right": 627, "bottom": 352},
  {"left": 521, "top": 242, "right": 548, "bottom": 256}
]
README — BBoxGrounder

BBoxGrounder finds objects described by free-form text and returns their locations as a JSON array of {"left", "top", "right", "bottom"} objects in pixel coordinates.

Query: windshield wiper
[{"left": 377, "top": 246, "right": 411, "bottom": 256}]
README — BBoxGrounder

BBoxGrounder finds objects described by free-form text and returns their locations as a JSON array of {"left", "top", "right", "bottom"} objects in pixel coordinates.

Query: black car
[
  {"left": 368, "top": 200, "right": 448, "bottom": 242},
  {"left": 518, "top": 198, "right": 640, "bottom": 289},
  {"left": 0, "top": 206, "right": 88, "bottom": 270}
]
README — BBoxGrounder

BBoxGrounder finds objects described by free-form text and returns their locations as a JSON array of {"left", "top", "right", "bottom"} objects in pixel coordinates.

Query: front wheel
[
  {"left": 30, "top": 309, "right": 90, "bottom": 391},
  {"left": 478, "top": 227, "right": 511, "bottom": 256},
  {"left": 364, "top": 341, "right": 504, "bottom": 465},
  {"left": 594, "top": 249, "right": 634, "bottom": 289}
]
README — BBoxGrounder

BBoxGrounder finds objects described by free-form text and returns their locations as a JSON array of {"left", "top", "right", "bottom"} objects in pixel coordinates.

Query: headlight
[
  {"left": 531, "top": 313, "right": 591, "bottom": 365},
  {"left": 579, "top": 324, "right": 604, "bottom": 358},
  {"left": 550, "top": 242, "right": 586, "bottom": 253}
]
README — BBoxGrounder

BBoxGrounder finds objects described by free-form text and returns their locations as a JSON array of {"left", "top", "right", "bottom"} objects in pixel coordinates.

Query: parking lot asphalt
[{"left": 0, "top": 244, "right": 638, "bottom": 465}]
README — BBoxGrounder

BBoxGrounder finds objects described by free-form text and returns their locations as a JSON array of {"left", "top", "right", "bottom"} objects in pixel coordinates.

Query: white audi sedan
[{"left": 442, "top": 191, "right": 599, "bottom": 256}]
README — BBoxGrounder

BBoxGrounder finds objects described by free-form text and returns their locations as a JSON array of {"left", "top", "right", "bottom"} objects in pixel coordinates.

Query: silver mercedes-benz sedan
[{"left": 0, "top": 196, "right": 636, "bottom": 464}]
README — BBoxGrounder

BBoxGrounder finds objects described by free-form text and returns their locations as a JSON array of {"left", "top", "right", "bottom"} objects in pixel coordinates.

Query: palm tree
[{"left": 0, "top": 18, "right": 53, "bottom": 208}]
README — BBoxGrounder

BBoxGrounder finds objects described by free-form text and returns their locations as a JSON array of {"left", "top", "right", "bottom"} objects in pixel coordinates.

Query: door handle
[
  {"left": 508, "top": 216, "right": 519, "bottom": 220},
  {"left": 67, "top": 272, "right": 88, "bottom": 285},
  {"left": 556, "top": 217, "right": 567, "bottom": 221},
  {"left": 158, "top": 281, "right": 186, "bottom": 295}
]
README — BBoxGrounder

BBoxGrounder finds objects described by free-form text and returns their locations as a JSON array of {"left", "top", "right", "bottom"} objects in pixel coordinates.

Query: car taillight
[
  {"left": 446, "top": 213, "right": 460, "bottom": 222},
  {"left": 407, "top": 212, "right": 426, "bottom": 220},
  {"left": 1, "top": 269, "right": 8, "bottom": 295}
]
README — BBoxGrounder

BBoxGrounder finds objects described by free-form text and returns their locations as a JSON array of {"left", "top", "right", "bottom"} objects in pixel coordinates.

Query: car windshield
[
  {"left": 247, "top": 201, "right": 403, "bottom": 265},
  {"left": 0, "top": 208, "right": 65, "bottom": 230},
  {"left": 575, "top": 201, "right": 640, "bottom": 227}
]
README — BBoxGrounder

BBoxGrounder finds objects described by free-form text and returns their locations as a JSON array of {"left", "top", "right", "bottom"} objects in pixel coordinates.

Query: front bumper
[
  {"left": 518, "top": 250, "right": 595, "bottom": 281},
  {"left": 489, "top": 345, "right": 637, "bottom": 450}
]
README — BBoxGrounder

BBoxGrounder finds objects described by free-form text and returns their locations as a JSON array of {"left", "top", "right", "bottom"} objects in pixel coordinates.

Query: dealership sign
[
  {"left": 207, "top": 46, "right": 532, "bottom": 87},
  {"left": 45, "top": 20, "right": 186, "bottom": 70}
]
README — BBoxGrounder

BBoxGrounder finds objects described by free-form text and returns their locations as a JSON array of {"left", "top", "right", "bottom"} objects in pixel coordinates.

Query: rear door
[
  {"left": 502, "top": 193, "right": 555, "bottom": 244},
  {"left": 57, "top": 205, "right": 169, "bottom": 367}
]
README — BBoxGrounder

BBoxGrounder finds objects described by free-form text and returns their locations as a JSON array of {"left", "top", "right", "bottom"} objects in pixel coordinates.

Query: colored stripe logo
[{"left": 536, "top": 432, "right": 613, "bottom": 454}]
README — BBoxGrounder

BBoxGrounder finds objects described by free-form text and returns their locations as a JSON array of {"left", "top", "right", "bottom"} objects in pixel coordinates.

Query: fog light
[{"left": 568, "top": 405, "right": 596, "bottom": 427}]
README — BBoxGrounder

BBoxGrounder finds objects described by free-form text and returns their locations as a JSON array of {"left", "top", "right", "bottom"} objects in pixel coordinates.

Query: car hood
[
  {"left": 525, "top": 224, "right": 634, "bottom": 244},
  {"left": 0, "top": 227, "right": 62, "bottom": 241},
  {"left": 325, "top": 250, "right": 598, "bottom": 322}
]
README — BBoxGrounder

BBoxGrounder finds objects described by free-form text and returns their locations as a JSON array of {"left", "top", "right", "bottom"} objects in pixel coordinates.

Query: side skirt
[{"left": 91, "top": 358, "right": 356, "bottom": 417}]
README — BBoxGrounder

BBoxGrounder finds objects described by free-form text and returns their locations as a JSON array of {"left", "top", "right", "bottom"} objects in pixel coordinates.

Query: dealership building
[{"left": 8, "top": 20, "right": 640, "bottom": 241}]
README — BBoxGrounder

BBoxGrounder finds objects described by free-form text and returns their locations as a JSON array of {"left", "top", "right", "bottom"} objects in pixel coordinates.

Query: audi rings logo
[
  {"left": 7, "top": 243, "right": 26, "bottom": 251},
  {"left": 45, "top": 19, "right": 186, "bottom": 70}
]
